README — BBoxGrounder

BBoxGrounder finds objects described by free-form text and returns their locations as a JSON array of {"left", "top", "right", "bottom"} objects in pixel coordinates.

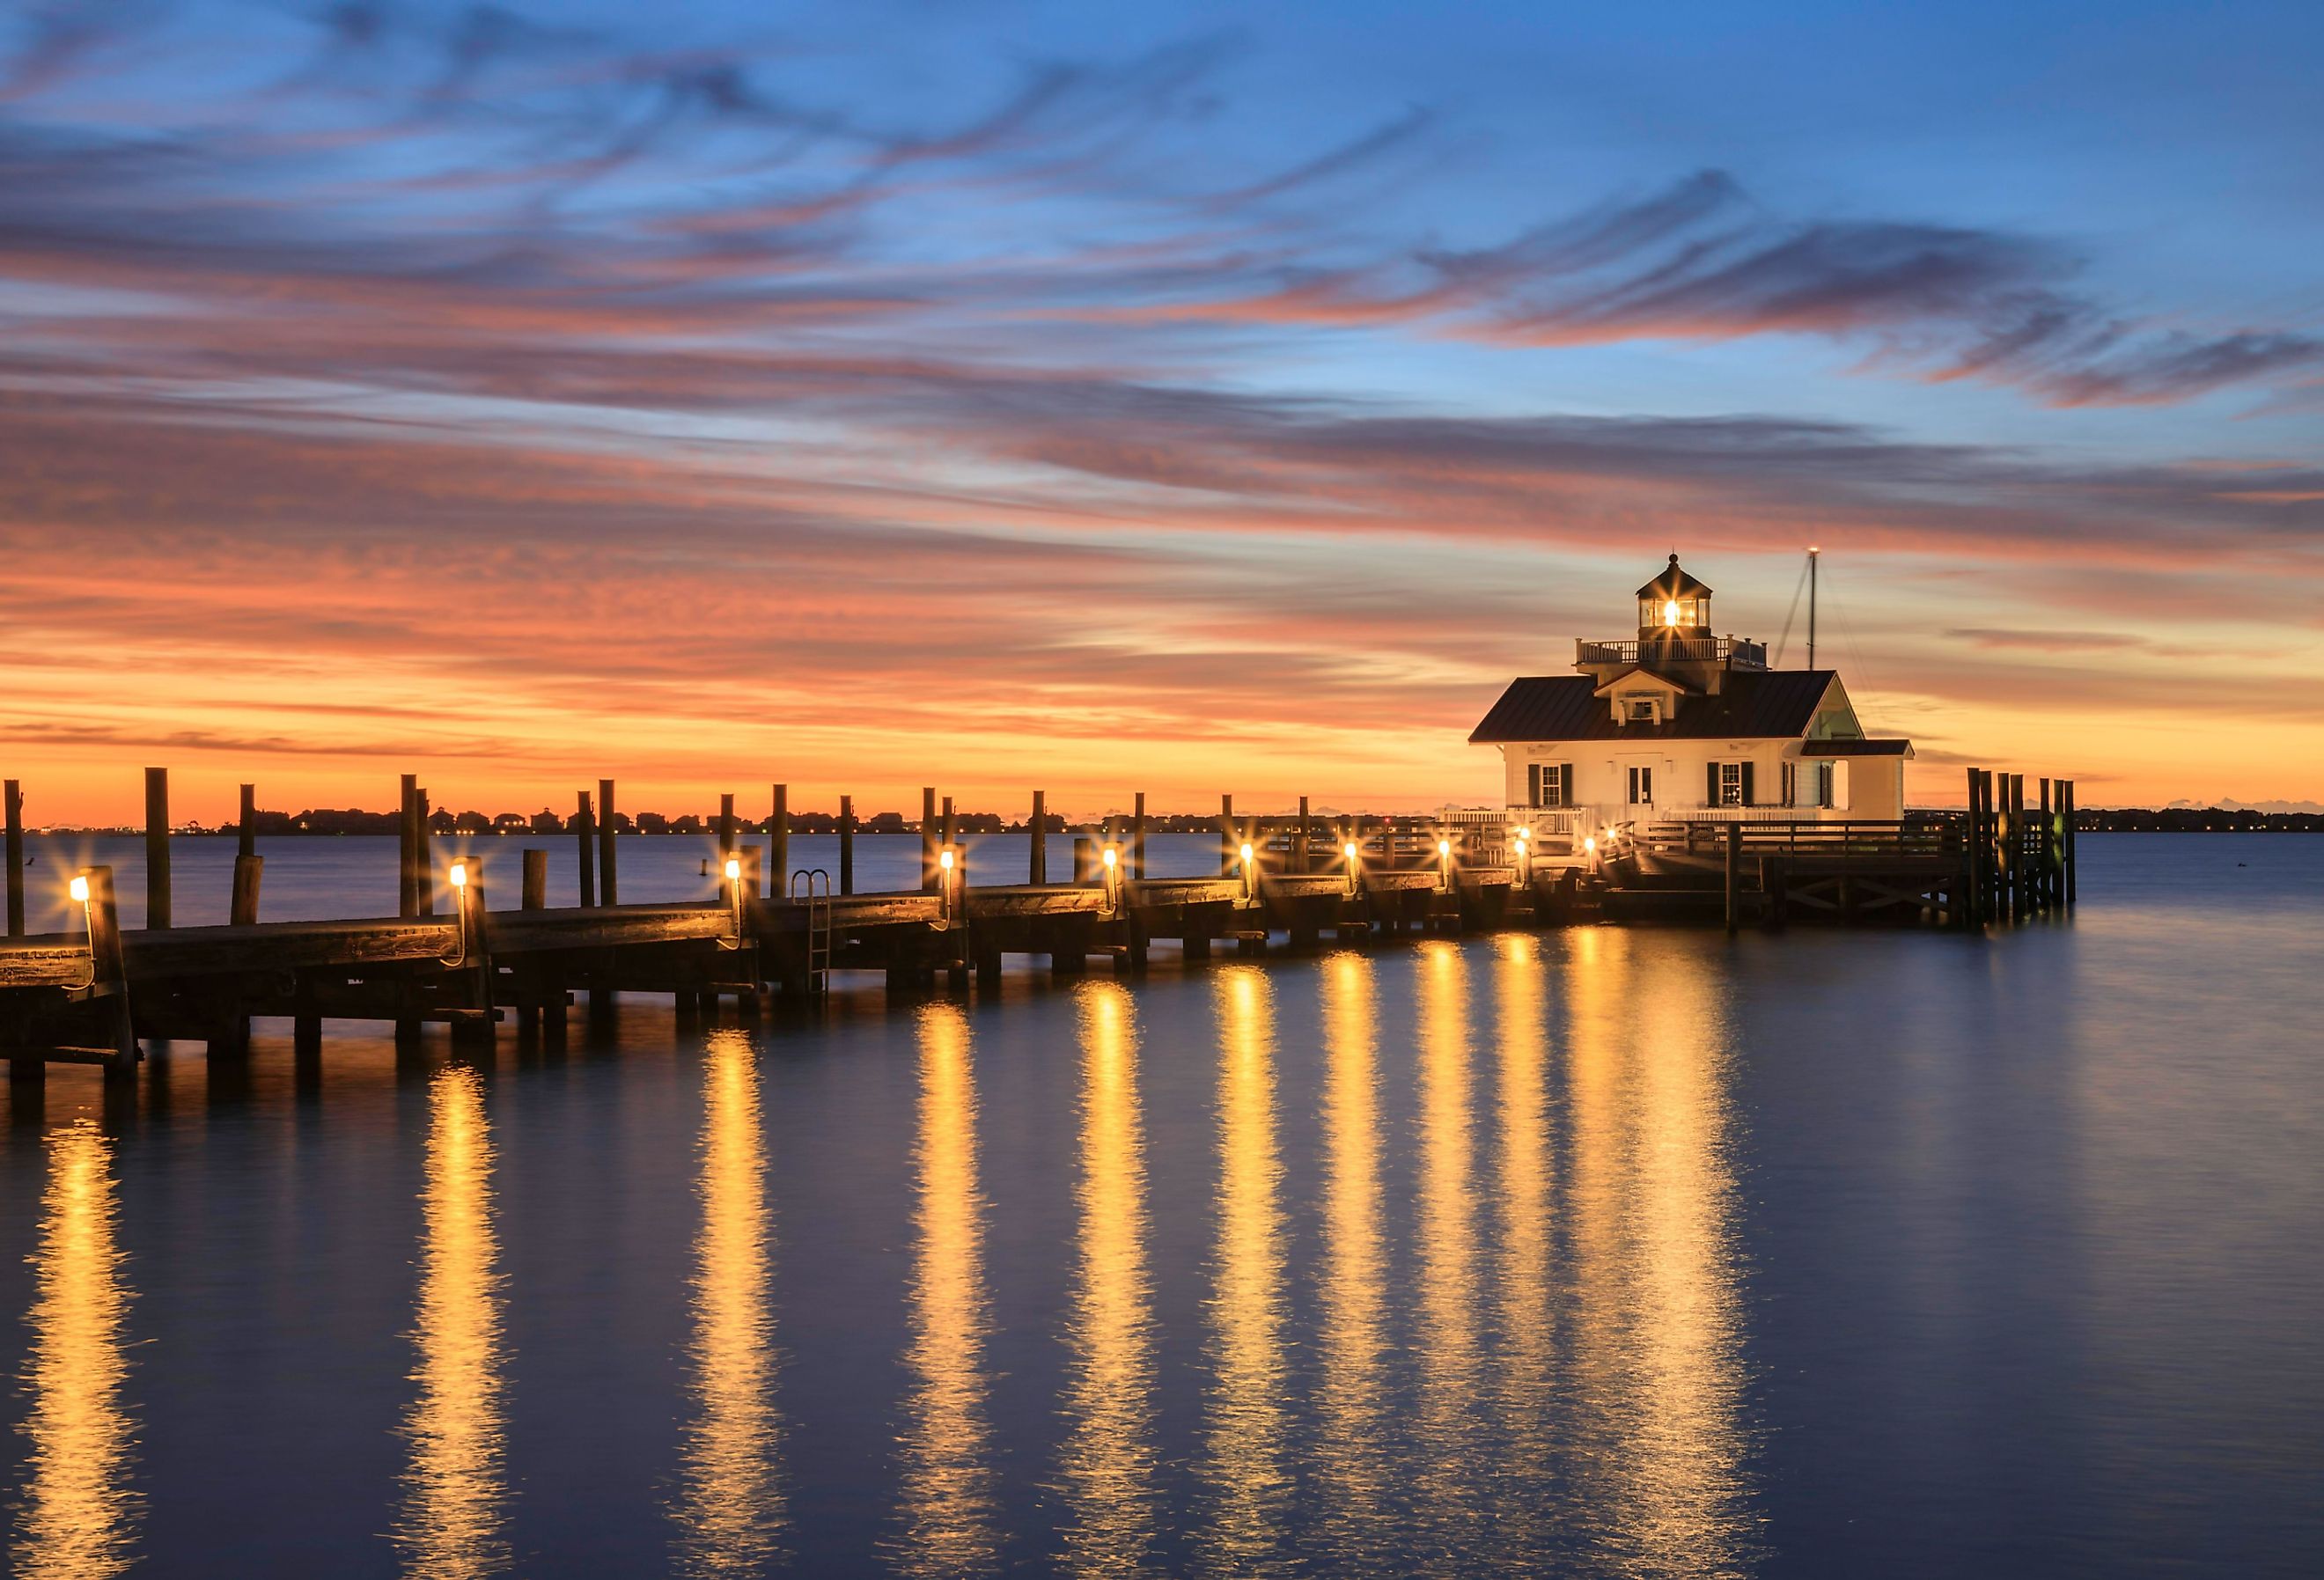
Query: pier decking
[{"left": 2, "top": 767, "right": 2073, "bottom": 1082}]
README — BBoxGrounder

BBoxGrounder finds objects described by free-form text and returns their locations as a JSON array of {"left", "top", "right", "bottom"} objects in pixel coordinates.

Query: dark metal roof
[
  {"left": 1636, "top": 553, "right": 1712, "bottom": 600},
  {"left": 1799, "top": 739, "right": 1912, "bottom": 757},
  {"left": 1468, "top": 669, "right": 1838, "bottom": 743}
]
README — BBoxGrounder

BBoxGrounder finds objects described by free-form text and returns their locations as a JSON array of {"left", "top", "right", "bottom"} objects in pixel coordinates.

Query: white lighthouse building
[{"left": 1469, "top": 555, "right": 1912, "bottom": 843}]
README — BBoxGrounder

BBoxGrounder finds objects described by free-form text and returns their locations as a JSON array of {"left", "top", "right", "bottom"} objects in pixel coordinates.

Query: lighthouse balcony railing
[{"left": 1576, "top": 636, "right": 1768, "bottom": 668}]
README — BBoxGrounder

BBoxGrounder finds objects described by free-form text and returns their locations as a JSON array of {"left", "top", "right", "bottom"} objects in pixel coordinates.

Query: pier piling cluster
[{"left": 3, "top": 764, "right": 2072, "bottom": 1084}]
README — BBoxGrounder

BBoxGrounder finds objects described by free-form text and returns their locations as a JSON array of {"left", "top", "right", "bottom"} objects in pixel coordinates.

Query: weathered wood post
[
  {"left": 2037, "top": 778, "right": 2055, "bottom": 911},
  {"left": 1960, "top": 768, "right": 1982, "bottom": 930},
  {"left": 1030, "top": 790, "right": 1048, "bottom": 885},
  {"left": 238, "top": 783, "right": 256, "bottom": 863},
  {"left": 2010, "top": 773, "right": 2028, "bottom": 920},
  {"left": 515, "top": 848, "right": 548, "bottom": 1039},
  {"left": 1725, "top": 820, "right": 1743, "bottom": 933},
  {"left": 1762, "top": 854, "right": 1789, "bottom": 930},
  {"left": 769, "top": 784, "right": 789, "bottom": 896},
  {"left": 449, "top": 856, "right": 493, "bottom": 1050},
  {"left": 942, "top": 796, "right": 956, "bottom": 863},
  {"left": 2063, "top": 780, "right": 2078, "bottom": 908},
  {"left": 417, "top": 789, "right": 436, "bottom": 916},
  {"left": 919, "top": 787, "right": 938, "bottom": 892},
  {"left": 1132, "top": 791, "right": 1147, "bottom": 879},
  {"left": 231, "top": 854, "right": 262, "bottom": 927},
  {"left": 401, "top": 773, "right": 420, "bottom": 916},
  {"left": 144, "top": 767, "right": 171, "bottom": 930},
  {"left": 1074, "top": 834, "right": 1095, "bottom": 884},
  {"left": 597, "top": 780, "right": 619, "bottom": 906},
  {"left": 4, "top": 777, "right": 23, "bottom": 937},
  {"left": 718, "top": 793, "right": 736, "bottom": 860},
  {"left": 839, "top": 794, "right": 856, "bottom": 895},
  {"left": 573, "top": 790, "right": 596, "bottom": 907},
  {"left": 1219, "top": 793, "right": 1236, "bottom": 877},
  {"left": 1295, "top": 797, "right": 1311, "bottom": 874}
]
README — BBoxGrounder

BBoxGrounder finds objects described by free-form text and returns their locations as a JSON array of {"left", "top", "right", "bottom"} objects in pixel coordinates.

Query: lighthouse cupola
[{"left": 1638, "top": 554, "right": 1711, "bottom": 638}]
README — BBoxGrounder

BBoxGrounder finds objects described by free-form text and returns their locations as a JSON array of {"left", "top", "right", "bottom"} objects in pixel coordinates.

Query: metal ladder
[{"left": 790, "top": 868, "right": 832, "bottom": 996}]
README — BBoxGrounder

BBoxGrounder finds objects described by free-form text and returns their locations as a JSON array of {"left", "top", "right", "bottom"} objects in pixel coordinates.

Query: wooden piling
[
  {"left": 2008, "top": 773, "right": 2026, "bottom": 921},
  {"left": 921, "top": 787, "right": 938, "bottom": 892},
  {"left": 401, "top": 774, "right": 420, "bottom": 917},
  {"left": 769, "top": 784, "right": 789, "bottom": 896},
  {"left": 2063, "top": 780, "right": 2078, "bottom": 907},
  {"left": 1724, "top": 820, "right": 1742, "bottom": 933},
  {"left": 1219, "top": 793, "right": 1236, "bottom": 877},
  {"left": 575, "top": 790, "right": 597, "bottom": 908},
  {"left": 238, "top": 783, "right": 256, "bottom": 863},
  {"left": 718, "top": 793, "right": 736, "bottom": 858},
  {"left": 1074, "top": 835, "right": 1095, "bottom": 884},
  {"left": 942, "top": 796, "right": 956, "bottom": 859},
  {"left": 1030, "top": 790, "right": 1048, "bottom": 886},
  {"left": 598, "top": 779, "right": 619, "bottom": 906},
  {"left": 144, "top": 767, "right": 171, "bottom": 930},
  {"left": 417, "top": 789, "right": 435, "bottom": 916},
  {"left": 230, "top": 854, "right": 262, "bottom": 927},
  {"left": 1132, "top": 791, "right": 1147, "bottom": 879},
  {"left": 2037, "top": 778, "right": 2055, "bottom": 912},
  {"left": 518, "top": 848, "right": 548, "bottom": 1038},
  {"left": 4, "top": 778, "right": 22, "bottom": 937},
  {"left": 1295, "top": 797, "right": 1311, "bottom": 873},
  {"left": 839, "top": 794, "right": 856, "bottom": 895},
  {"left": 79, "top": 866, "right": 136, "bottom": 1081}
]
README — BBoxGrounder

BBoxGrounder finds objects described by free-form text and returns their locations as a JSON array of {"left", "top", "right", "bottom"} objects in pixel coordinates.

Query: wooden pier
[{"left": 2, "top": 765, "right": 2074, "bottom": 1083}]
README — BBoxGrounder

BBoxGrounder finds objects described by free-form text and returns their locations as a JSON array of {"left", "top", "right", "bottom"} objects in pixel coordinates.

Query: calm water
[{"left": 4, "top": 835, "right": 2319, "bottom": 1576}]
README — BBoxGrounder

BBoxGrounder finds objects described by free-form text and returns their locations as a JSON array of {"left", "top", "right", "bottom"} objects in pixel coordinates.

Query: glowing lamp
[
  {"left": 939, "top": 849, "right": 955, "bottom": 872},
  {"left": 449, "top": 861, "right": 467, "bottom": 890},
  {"left": 1437, "top": 839, "right": 1451, "bottom": 858},
  {"left": 1342, "top": 841, "right": 1358, "bottom": 862},
  {"left": 70, "top": 875, "right": 90, "bottom": 903},
  {"left": 1239, "top": 842, "right": 1254, "bottom": 865},
  {"left": 1584, "top": 836, "right": 1597, "bottom": 855},
  {"left": 1663, "top": 599, "right": 1681, "bottom": 627},
  {"left": 724, "top": 857, "right": 741, "bottom": 882},
  {"left": 1101, "top": 846, "right": 1118, "bottom": 869}
]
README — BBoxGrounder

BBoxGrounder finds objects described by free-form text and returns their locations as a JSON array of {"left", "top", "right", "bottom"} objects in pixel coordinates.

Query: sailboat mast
[{"left": 1806, "top": 546, "right": 1820, "bottom": 669}]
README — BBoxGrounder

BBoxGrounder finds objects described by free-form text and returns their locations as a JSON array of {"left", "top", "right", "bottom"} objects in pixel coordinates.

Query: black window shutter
[
  {"left": 1707, "top": 761, "right": 1720, "bottom": 805},
  {"left": 1528, "top": 763, "right": 1541, "bottom": 805},
  {"left": 1740, "top": 762, "right": 1756, "bottom": 805},
  {"left": 1558, "top": 763, "right": 1571, "bottom": 806}
]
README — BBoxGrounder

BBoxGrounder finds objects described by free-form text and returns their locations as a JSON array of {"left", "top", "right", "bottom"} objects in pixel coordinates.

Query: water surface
[{"left": 4, "top": 835, "right": 2319, "bottom": 1576}]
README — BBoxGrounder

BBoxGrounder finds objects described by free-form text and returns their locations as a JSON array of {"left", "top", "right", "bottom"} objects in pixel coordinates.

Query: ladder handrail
[{"left": 789, "top": 868, "right": 833, "bottom": 995}]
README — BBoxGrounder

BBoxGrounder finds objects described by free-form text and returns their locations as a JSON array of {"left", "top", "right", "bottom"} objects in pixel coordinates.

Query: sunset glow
[{"left": 4, "top": 3, "right": 2320, "bottom": 818}]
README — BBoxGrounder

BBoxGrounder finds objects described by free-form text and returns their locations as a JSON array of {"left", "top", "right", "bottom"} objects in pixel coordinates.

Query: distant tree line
[
  {"left": 2074, "top": 808, "right": 2323, "bottom": 833},
  {"left": 209, "top": 807, "right": 1249, "bottom": 836}
]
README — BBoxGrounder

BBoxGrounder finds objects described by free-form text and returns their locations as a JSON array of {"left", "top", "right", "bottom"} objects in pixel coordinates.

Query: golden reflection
[
  {"left": 1562, "top": 930, "right": 1754, "bottom": 1576},
  {"left": 1413, "top": 940, "right": 1484, "bottom": 1554},
  {"left": 394, "top": 1063, "right": 511, "bottom": 1579},
  {"left": 1057, "top": 981, "right": 1158, "bottom": 1576},
  {"left": 13, "top": 1120, "right": 141, "bottom": 1580},
  {"left": 1200, "top": 966, "right": 1291, "bottom": 1576},
  {"left": 672, "top": 1030, "right": 784, "bottom": 1575},
  {"left": 892, "top": 1003, "right": 998, "bottom": 1578},
  {"left": 1492, "top": 933, "right": 1556, "bottom": 1548},
  {"left": 1313, "top": 952, "right": 1391, "bottom": 1569}
]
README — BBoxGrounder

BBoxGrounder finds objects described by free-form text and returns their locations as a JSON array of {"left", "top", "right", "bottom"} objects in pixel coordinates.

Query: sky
[{"left": 4, "top": 0, "right": 2321, "bottom": 822}]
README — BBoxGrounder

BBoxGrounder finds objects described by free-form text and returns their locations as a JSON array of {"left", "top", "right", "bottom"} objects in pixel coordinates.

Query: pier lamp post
[
  {"left": 1512, "top": 825, "right": 1531, "bottom": 882},
  {"left": 444, "top": 859, "right": 471, "bottom": 967},
  {"left": 1437, "top": 836, "right": 1453, "bottom": 893},
  {"left": 1342, "top": 840, "right": 1361, "bottom": 895},
  {"left": 66, "top": 873, "right": 97, "bottom": 990},
  {"left": 1100, "top": 842, "right": 1122, "bottom": 908},
  {"left": 720, "top": 856, "right": 745, "bottom": 950},
  {"left": 938, "top": 846, "right": 959, "bottom": 920},
  {"left": 1239, "top": 841, "right": 1258, "bottom": 901}
]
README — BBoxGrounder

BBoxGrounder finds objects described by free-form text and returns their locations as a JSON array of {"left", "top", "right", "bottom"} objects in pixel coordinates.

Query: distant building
[{"left": 1469, "top": 555, "right": 1912, "bottom": 836}]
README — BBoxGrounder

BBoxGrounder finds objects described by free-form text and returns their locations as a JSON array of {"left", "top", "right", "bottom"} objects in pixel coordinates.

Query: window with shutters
[
  {"left": 1528, "top": 762, "right": 1570, "bottom": 808},
  {"left": 1719, "top": 761, "right": 1746, "bottom": 805}
]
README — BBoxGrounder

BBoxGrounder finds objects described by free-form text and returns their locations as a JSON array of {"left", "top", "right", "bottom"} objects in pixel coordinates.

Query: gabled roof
[
  {"left": 1636, "top": 553, "right": 1711, "bottom": 600},
  {"left": 1590, "top": 665, "right": 1700, "bottom": 698},
  {"left": 1799, "top": 739, "right": 1914, "bottom": 758},
  {"left": 1469, "top": 669, "right": 1839, "bottom": 743}
]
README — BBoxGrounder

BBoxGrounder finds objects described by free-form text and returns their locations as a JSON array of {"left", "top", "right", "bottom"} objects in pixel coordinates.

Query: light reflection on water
[
  {"left": 11, "top": 1119, "right": 140, "bottom": 1580},
  {"left": 1491, "top": 933, "right": 1557, "bottom": 1556},
  {"left": 1055, "top": 981, "right": 1158, "bottom": 1576},
  {"left": 889, "top": 1003, "right": 999, "bottom": 1578},
  {"left": 671, "top": 1030, "right": 784, "bottom": 1576},
  {"left": 1563, "top": 928, "right": 1757, "bottom": 1577},
  {"left": 1313, "top": 951, "right": 1393, "bottom": 1571},
  {"left": 1412, "top": 941, "right": 1487, "bottom": 1563},
  {"left": 394, "top": 1062, "right": 511, "bottom": 1579},
  {"left": 1200, "top": 966, "right": 1293, "bottom": 1577}
]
